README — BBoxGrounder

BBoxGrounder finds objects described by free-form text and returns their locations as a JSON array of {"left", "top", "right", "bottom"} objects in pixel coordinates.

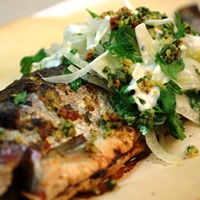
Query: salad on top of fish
[{"left": 19, "top": 0, "right": 200, "bottom": 164}]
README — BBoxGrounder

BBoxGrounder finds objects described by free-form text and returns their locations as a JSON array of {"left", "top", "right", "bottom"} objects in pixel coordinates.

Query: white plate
[{"left": 0, "top": 0, "right": 200, "bottom": 200}]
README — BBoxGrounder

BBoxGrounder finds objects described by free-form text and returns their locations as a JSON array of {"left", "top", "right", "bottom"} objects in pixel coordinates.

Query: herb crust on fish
[{"left": 0, "top": 66, "right": 147, "bottom": 200}]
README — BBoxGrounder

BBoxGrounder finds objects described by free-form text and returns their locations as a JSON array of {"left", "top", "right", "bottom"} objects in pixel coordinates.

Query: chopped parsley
[
  {"left": 64, "top": 65, "right": 83, "bottom": 92},
  {"left": 184, "top": 145, "right": 199, "bottom": 158},
  {"left": 10, "top": 91, "right": 27, "bottom": 106},
  {"left": 61, "top": 120, "right": 76, "bottom": 137}
]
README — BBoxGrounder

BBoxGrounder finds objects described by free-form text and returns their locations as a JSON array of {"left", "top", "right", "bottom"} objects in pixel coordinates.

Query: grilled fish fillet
[{"left": 0, "top": 66, "right": 147, "bottom": 200}]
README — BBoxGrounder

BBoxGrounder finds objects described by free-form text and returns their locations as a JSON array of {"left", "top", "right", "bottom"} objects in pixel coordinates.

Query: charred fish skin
[{"left": 0, "top": 66, "right": 147, "bottom": 199}]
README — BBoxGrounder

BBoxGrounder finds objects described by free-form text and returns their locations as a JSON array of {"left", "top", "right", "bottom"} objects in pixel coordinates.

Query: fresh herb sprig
[
  {"left": 107, "top": 26, "right": 142, "bottom": 63},
  {"left": 20, "top": 48, "right": 47, "bottom": 75},
  {"left": 174, "top": 13, "right": 187, "bottom": 40},
  {"left": 10, "top": 91, "right": 27, "bottom": 106}
]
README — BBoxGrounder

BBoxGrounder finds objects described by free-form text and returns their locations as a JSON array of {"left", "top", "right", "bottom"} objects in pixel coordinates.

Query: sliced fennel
[
  {"left": 41, "top": 50, "right": 120, "bottom": 83},
  {"left": 135, "top": 23, "right": 158, "bottom": 66},
  {"left": 176, "top": 94, "right": 200, "bottom": 124},
  {"left": 145, "top": 18, "right": 174, "bottom": 26},
  {"left": 32, "top": 51, "right": 63, "bottom": 69},
  {"left": 145, "top": 129, "right": 182, "bottom": 164}
]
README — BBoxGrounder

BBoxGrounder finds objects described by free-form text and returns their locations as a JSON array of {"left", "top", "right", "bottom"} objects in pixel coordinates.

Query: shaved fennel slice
[
  {"left": 89, "top": 50, "right": 120, "bottom": 79},
  {"left": 86, "top": 17, "right": 110, "bottom": 50},
  {"left": 63, "top": 23, "right": 90, "bottom": 58},
  {"left": 184, "top": 57, "right": 200, "bottom": 77},
  {"left": 63, "top": 23, "right": 90, "bottom": 41},
  {"left": 176, "top": 57, "right": 200, "bottom": 90},
  {"left": 40, "top": 63, "right": 93, "bottom": 83},
  {"left": 145, "top": 130, "right": 182, "bottom": 164},
  {"left": 181, "top": 34, "right": 200, "bottom": 57},
  {"left": 176, "top": 94, "right": 199, "bottom": 124},
  {"left": 151, "top": 64, "right": 170, "bottom": 84},
  {"left": 135, "top": 23, "right": 158, "bottom": 66},
  {"left": 60, "top": 48, "right": 88, "bottom": 69},
  {"left": 86, "top": 32, "right": 95, "bottom": 50},
  {"left": 33, "top": 51, "right": 63, "bottom": 69},
  {"left": 42, "top": 49, "right": 115, "bottom": 83},
  {"left": 93, "top": 18, "right": 110, "bottom": 48},
  {"left": 145, "top": 18, "right": 173, "bottom": 25}
]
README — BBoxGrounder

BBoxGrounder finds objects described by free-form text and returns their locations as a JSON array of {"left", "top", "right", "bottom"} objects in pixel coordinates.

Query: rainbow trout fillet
[{"left": 0, "top": 66, "right": 147, "bottom": 200}]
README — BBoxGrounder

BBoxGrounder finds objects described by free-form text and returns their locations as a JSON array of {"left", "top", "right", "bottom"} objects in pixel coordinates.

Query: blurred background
[
  {"left": 0, "top": 0, "right": 199, "bottom": 26},
  {"left": 0, "top": 0, "right": 110, "bottom": 26},
  {"left": 0, "top": 0, "right": 64, "bottom": 26}
]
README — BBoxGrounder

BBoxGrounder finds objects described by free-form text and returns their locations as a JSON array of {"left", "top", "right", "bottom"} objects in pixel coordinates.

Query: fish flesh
[{"left": 0, "top": 66, "right": 148, "bottom": 200}]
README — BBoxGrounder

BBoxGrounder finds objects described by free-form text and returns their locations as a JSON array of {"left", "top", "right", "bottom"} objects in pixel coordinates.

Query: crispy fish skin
[{"left": 0, "top": 66, "right": 147, "bottom": 199}]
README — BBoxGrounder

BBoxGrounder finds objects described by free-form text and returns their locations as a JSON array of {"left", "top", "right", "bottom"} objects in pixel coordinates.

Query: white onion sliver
[{"left": 145, "top": 130, "right": 182, "bottom": 165}]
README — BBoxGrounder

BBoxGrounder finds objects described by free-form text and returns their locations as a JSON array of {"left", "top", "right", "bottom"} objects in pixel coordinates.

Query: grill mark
[{"left": 90, "top": 169, "right": 107, "bottom": 179}]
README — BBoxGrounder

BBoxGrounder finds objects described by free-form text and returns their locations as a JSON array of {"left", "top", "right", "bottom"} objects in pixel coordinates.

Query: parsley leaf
[
  {"left": 157, "top": 86, "right": 185, "bottom": 140},
  {"left": 64, "top": 66, "right": 83, "bottom": 92},
  {"left": 69, "top": 78, "right": 83, "bottom": 92},
  {"left": 137, "top": 109, "right": 155, "bottom": 135},
  {"left": 107, "top": 26, "right": 142, "bottom": 63},
  {"left": 163, "top": 112, "right": 186, "bottom": 140},
  {"left": 165, "top": 80, "right": 182, "bottom": 95},
  {"left": 86, "top": 9, "right": 99, "bottom": 18},
  {"left": 155, "top": 53, "right": 184, "bottom": 79},
  {"left": 112, "top": 85, "right": 139, "bottom": 125},
  {"left": 186, "top": 91, "right": 200, "bottom": 118},
  {"left": 159, "top": 86, "right": 176, "bottom": 113},
  {"left": 20, "top": 48, "right": 48, "bottom": 75},
  {"left": 175, "top": 13, "right": 187, "bottom": 40}
]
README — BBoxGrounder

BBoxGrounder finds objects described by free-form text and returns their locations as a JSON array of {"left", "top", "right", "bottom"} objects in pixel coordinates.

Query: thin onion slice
[{"left": 145, "top": 129, "right": 182, "bottom": 164}]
